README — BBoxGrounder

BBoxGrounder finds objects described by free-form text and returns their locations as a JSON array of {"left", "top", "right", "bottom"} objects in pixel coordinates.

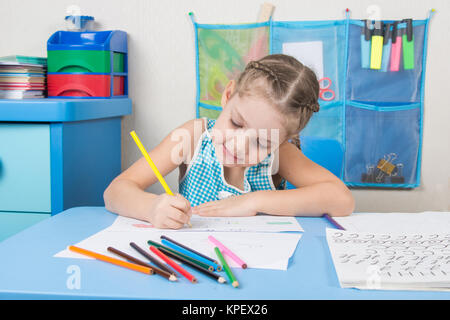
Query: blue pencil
[
  {"left": 323, "top": 214, "right": 345, "bottom": 230},
  {"left": 160, "top": 238, "right": 222, "bottom": 271}
]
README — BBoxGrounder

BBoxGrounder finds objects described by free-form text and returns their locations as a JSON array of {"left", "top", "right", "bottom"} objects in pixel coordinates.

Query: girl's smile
[{"left": 222, "top": 143, "right": 238, "bottom": 163}]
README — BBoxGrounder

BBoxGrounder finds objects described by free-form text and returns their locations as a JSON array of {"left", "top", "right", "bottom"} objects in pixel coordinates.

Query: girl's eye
[
  {"left": 230, "top": 119, "right": 242, "bottom": 128},
  {"left": 257, "top": 138, "right": 268, "bottom": 148}
]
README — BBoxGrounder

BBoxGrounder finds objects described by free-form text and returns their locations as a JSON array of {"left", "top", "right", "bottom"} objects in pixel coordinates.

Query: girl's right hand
[{"left": 148, "top": 193, "right": 192, "bottom": 229}]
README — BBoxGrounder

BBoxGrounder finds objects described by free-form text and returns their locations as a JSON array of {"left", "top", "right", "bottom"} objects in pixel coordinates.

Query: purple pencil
[{"left": 323, "top": 214, "right": 345, "bottom": 230}]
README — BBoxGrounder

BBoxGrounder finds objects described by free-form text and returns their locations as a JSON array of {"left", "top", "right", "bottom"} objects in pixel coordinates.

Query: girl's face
[{"left": 211, "top": 80, "right": 289, "bottom": 167}]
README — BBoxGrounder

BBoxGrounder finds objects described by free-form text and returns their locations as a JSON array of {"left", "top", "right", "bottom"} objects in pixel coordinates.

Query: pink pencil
[{"left": 207, "top": 235, "right": 247, "bottom": 269}]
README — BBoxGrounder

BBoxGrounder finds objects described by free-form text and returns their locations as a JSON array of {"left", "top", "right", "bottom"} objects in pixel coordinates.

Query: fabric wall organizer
[{"left": 189, "top": 10, "right": 434, "bottom": 189}]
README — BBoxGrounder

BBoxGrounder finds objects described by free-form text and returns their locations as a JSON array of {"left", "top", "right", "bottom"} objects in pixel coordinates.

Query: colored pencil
[
  {"left": 150, "top": 246, "right": 197, "bottom": 283},
  {"left": 160, "top": 235, "right": 219, "bottom": 265},
  {"left": 69, "top": 245, "right": 153, "bottom": 275},
  {"left": 129, "top": 242, "right": 177, "bottom": 278},
  {"left": 160, "top": 237, "right": 221, "bottom": 271},
  {"left": 208, "top": 235, "right": 247, "bottom": 269},
  {"left": 107, "top": 246, "right": 155, "bottom": 274},
  {"left": 323, "top": 214, "right": 345, "bottom": 230},
  {"left": 130, "top": 130, "right": 191, "bottom": 227},
  {"left": 158, "top": 247, "right": 226, "bottom": 284},
  {"left": 147, "top": 240, "right": 214, "bottom": 271},
  {"left": 214, "top": 247, "right": 239, "bottom": 288}
]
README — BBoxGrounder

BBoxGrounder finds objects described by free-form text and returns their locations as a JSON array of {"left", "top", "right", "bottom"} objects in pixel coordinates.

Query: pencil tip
[
  {"left": 169, "top": 275, "right": 177, "bottom": 281},
  {"left": 218, "top": 277, "right": 226, "bottom": 284},
  {"left": 232, "top": 281, "right": 239, "bottom": 288},
  {"left": 242, "top": 264, "right": 247, "bottom": 269}
]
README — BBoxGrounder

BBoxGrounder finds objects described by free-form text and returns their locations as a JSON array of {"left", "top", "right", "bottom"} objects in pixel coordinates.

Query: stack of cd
[{"left": 0, "top": 55, "right": 47, "bottom": 99}]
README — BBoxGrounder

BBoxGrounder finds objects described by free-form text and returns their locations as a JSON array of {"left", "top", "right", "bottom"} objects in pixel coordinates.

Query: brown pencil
[
  {"left": 129, "top": 242, "right": 178, "bottom": 281},
  {"left": 107, "top": 246, "right": 177, "bottom": 282}
]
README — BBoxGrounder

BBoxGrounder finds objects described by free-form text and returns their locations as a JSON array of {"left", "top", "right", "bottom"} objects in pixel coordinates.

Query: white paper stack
[
  {"left": 326, "top": 228, "right": 450, "bottom": 291},
  {"left": 0, "top": 55, "right": 47, "bottom": 99},
  {"left": 54, "top": 215, "right": 303, "bottom": 271}
]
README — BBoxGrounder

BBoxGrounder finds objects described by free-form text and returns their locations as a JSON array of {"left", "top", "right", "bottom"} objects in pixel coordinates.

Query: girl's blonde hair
[{"left": 232, "top": 54, "right": 320, "bottom": 149}]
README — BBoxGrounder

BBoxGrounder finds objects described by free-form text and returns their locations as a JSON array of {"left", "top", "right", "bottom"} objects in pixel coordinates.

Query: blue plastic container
[{"left": 47, "top": 30, "right": 128, "bottom": 98}]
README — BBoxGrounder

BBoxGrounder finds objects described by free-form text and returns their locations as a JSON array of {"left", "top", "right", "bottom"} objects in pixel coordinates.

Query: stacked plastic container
[{"left": 47, "top": 30, "right": 127, "bottom": 98}]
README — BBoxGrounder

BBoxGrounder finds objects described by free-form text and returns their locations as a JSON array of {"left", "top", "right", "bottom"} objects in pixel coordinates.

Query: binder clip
[
  {"left": 362, "top": 153, "right": 405, "bottom": 184},
  {"left": 390, "top": 163, "right": 405, "bottom": 183},
  {"left": 361, "top": 165, "right": 376, "bottom": 183}
]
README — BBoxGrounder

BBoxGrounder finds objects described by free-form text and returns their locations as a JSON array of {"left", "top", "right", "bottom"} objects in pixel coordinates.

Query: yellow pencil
[{"left": 129, "top": 130, "right": 192, "bottom": 227}]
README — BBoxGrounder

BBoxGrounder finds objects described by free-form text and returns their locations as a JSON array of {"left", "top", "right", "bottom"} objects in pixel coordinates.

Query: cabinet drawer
[{"left": 0, "top": 123, "right": 51, "bottom": 212}]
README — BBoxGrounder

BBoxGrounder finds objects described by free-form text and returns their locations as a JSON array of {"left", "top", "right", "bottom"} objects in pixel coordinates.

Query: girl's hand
[
  {"left": 191, "top": 193, "right": 259, "bottom": 217},
  {"left": 147, "top": 193, "right": 192, "bottom": 229}
]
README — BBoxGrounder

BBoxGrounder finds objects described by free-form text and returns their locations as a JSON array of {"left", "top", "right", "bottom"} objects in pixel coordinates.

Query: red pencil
[{"left": 149, "top": 246, "right": 197, "bottom": 283}]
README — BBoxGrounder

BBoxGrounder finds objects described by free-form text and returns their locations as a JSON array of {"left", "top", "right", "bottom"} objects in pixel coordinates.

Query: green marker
[
  {"left": 214, "top": 246, "right": 239, "bottom": 288},
  {"left": 402, "top": 19, "right": 415, "bottom": 70}
]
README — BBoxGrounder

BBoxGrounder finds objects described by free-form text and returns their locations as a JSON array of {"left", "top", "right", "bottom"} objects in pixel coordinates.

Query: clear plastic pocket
[
  {"left": 196, "top": 24, "right": 270, "bottom": 108},
  {"left": 344, "top": 103, "right": 420, "bottom": 187},
  {"left": 346, "top": 21, "right": 426, "bottom": 104},
  {"left": 272, "top": 21, "right": 346, "bottom": 103},
  {"left": 301, "top": 102, "right": 343, "bottom": 145}
]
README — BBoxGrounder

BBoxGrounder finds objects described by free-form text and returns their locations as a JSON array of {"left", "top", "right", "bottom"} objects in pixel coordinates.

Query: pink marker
[
  {"left": 208, "top": 235, "right": 247, "bottom": 269},
  {"left": 390, "top": 21, "right": 402, "bottom": 72}
]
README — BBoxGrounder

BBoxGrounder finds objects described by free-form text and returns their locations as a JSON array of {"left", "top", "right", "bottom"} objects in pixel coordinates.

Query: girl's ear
[{"left": 221, "top": 80, "right": 236, "bottom": 108}]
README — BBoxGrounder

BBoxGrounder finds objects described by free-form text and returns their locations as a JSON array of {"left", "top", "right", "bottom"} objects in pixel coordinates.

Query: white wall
[{"left": 1, "top": 0, "right": 448, "bottom": 212}]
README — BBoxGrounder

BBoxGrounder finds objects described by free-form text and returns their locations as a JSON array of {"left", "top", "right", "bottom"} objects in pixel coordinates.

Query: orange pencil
[{"left": 69, "top": 245, "right": 153, "bottom": 275}]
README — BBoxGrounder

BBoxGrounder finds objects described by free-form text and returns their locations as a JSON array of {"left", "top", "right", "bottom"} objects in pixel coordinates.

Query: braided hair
[{"left": 233, "top": 54, "right": 320, "bottom": 149}]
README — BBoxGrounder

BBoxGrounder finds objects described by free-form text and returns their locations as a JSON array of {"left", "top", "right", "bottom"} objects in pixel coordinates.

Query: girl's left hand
[{"left": 190, "top": 193, "right": 258, "bottom": 217}]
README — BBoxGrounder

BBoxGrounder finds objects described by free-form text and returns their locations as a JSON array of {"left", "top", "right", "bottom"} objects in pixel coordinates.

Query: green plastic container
[
  {"left": 47, "top": 50, "right": 124, "bottom": 73},
  {"left": 113, "top": 52, "right": 124, "bottom": 73}
]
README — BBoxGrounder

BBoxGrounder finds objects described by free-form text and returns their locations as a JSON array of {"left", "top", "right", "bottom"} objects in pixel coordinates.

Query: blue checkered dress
[{"left": 179, "top": 118, "right": 286, "bottom": 207}]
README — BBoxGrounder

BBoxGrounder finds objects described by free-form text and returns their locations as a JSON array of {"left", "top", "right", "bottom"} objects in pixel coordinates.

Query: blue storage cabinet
[{"left": 0, "top": 98, "right": 131, "bottom": 224}]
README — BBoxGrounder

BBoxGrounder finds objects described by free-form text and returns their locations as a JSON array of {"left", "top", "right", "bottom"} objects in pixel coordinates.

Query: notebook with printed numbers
[{"left": 326, "top": 228, "right": 450, "bottom": 291}]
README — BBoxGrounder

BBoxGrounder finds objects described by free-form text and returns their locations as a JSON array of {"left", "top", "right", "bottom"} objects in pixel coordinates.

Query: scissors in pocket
[{"left": 318, "top": 77, "right": 335, "bottom": 101}]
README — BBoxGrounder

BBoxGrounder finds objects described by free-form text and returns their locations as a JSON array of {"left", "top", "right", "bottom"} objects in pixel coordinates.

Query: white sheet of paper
[
  {"left": 326, "top": 228, "right": 450, "bottom": 291},
  {"left": 54, "top": 230, "right": 302, "bottom": 270},
  {"left": 282, "top": 41, "right": 324, "bottom": 80},
  {"left": 106, "top": 215, "right": 304, "bottom": 233},
  {"left": 334, "top": 211, "right": 450, "bottom": 234}
]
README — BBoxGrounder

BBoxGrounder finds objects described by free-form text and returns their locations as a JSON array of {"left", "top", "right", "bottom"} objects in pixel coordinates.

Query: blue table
[{"left": 0, "top": 207, "right": 449, "bottom": 300}]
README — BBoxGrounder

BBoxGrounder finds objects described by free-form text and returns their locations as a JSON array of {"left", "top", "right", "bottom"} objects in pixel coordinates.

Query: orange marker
[{"left": 69, "top": 245, "right": 153, "bottom": 275}]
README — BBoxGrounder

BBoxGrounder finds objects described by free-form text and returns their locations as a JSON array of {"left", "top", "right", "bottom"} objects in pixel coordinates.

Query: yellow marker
[
  {"left": 129, "top": 130, "right": 192, "bottom": 227},
  {"left": 370, "top": 21, "right": 384, "bottom": 70}
]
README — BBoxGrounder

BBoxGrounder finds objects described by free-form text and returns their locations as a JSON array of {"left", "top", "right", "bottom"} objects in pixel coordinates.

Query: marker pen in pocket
[
  {"left": 370, "top": 21, "right": 384, "bottom": 70},
  {"left": 390, "top": 21, "right": 402, "bottom": 72},
  {"left": 402, "top": 19, "right": 415, "bottom": 70},
  {"left": 361, "top": 20, "right": 372, "bottom": 69},
  {"left": 380, "top": 23, "right": 392, "bottom": 72}
]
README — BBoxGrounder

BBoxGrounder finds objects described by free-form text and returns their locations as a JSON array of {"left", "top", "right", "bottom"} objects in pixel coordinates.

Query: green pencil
[
  {"left": 147, "top": 240, "right": 214, "bottom": 271},
  {"left": 214, "top": 246, "right": 239, "bottom": 288}
]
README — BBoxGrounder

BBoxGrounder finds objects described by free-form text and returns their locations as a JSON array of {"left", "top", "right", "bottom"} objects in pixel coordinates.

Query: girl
[{"left": 104, "top": 54, "right": 354, "bottom": 229}]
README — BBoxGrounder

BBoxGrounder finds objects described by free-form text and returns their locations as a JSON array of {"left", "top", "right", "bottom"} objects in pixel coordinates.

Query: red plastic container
[
  {"left": 48, "top": 74, "right": 125, "bottom": 97},
  {"left": 113, "top": 76, "right": 124, "bottom": 96}
]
